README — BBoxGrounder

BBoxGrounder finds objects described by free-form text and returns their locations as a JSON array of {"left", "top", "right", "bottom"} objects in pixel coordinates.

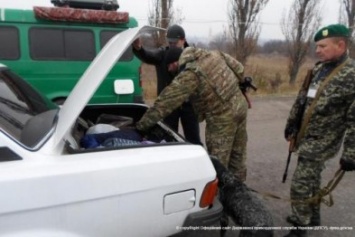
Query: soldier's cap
[
  {"left": 314, "top": 24, "right": 350, "bottom": 42},
  {"left": 166, "top": 25, "right": 185, "bottom": 43},
  {"left": 165, "top": 47, "right": 183, "bottom": 65}
]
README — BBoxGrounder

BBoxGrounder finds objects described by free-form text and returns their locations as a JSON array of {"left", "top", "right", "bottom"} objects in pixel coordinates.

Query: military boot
[
  {"left": 283, "top": 228, "right": 307, "bottom": 237},
  {"left": 310, "top": 205, "right": 321, "bottom": 226},
  {"left": 286, "top": 209, "right": 321, "bottom": 226}
]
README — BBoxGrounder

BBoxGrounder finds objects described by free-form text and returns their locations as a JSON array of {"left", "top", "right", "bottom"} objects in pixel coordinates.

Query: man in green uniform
[
  {"left": 284, "top": 24, "right": 355, "bottom": 237},
  {"left": 136, "top": 47, "right": 249, "bottom": 181}
]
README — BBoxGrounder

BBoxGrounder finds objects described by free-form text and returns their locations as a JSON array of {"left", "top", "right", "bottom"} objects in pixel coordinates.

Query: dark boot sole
[{"left": 286, "top": 215, "right": 320, "bottom": 226}]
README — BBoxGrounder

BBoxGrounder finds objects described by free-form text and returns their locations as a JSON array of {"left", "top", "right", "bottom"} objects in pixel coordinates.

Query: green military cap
[{"left": 314, "top": 24, "right": 350, "bottom": 42}]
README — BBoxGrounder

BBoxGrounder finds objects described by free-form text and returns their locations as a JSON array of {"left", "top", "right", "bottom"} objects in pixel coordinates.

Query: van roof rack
[
  {"left": 34, "top": 6, "right": 129, "bottom": 24},
  {"left": 51, "top": 0, "right": 119, "bottom": 11}
]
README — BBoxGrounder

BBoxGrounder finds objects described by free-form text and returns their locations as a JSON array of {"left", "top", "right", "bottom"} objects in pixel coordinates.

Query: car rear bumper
[
  {"left": 169, "top": 198, "right": 223, "bottom": 236},
  {"left": 182, "top": 198, "right": 223, "bottom": 227}
]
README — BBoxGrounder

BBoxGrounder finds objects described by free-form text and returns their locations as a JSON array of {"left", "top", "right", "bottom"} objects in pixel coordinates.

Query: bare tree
[
  {"left": 341, "top": 0, "right": 355, "bottom": 56},
  {"left": 209, "top": 27, "right": 232, "bottom": 52},
  {"left": 147, "top": 0, "right": 183, "bottom": 46},
  {"left": 281, "top": 0, "right": 321, "bottom": 85},
  {"left": 228, "top": 0, "right": 269, "bottom": 65}
]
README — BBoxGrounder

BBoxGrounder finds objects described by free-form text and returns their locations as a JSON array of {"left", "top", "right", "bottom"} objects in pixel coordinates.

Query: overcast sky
[{"left": 0, "top": 0, "right": 342, "bottom": 40}]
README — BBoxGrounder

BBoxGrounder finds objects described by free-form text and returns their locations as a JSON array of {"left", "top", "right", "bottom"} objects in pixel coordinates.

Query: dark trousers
[{"left": 163, "top": 102, "right": 202, "bottom": 145}]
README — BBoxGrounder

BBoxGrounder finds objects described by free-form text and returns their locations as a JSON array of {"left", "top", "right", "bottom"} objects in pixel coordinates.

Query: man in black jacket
[{"left": 132, "top": 25, "right": 202, "bottom": 145}]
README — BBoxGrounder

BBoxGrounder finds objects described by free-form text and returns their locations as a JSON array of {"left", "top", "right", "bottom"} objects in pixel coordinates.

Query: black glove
[
  {"left": 239, "top": 77, "right": 257, "bottom": 93},
  {"left": 340, "top": 158, "right": 355, "bottom": 171},
  {"left": 132, "top": 125, "right": 146, "bottom": 138}
]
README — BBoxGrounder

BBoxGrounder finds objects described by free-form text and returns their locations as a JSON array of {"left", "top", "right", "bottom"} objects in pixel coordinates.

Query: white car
[{"left": 0, "top": 26, "right": 222, "bottom": 237}]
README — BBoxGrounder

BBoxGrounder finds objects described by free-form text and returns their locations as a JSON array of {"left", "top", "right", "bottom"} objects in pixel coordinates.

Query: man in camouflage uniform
[
  {"left": 136, "top": 47, "right": 249, "bottom": 181},
  {"left": 132, "top": 25, "right": 202, "bottom": 145},
  {"left": 284, "top": 24, "right": 355, "bottom": 237}
]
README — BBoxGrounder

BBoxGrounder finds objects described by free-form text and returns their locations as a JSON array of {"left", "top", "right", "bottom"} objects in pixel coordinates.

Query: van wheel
[{"left": 53, "top": 98, "right": 66, "bottom": 105}]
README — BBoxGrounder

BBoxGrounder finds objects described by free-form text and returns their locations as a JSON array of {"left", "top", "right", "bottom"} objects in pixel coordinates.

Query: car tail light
[{"left": 199, "top": 178, "right": 218, "bottom": 208}]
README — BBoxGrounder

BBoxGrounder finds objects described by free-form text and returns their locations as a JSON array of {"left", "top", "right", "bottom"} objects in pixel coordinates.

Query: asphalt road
[{"left": 177, "top": 96, "right": 355, "bottom": 237}]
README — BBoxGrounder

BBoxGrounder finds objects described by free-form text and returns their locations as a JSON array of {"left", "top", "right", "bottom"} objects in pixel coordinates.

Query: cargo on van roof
[
  {"left": 51, "top": 0, "right": 119, "bottom": 11},
  {"left": 33, "top": 6, "right": 129, "bottom": 24}
]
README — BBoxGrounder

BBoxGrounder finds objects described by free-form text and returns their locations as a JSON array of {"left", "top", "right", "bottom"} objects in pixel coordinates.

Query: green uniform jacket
[
  {"left": 136, "top": 47, "right": 247, "bottom": 132},
  {"left": 286, "top": 56, "right": 355, "bottom": 162}
]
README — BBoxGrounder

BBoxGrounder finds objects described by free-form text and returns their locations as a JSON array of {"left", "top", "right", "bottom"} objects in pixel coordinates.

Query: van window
[
  {"left": 29, "top": 28, "right": 95, "bottom": 60},
  {"left": 0, "top": 26, "right": 20, "bottom": 60},
  {"left": 100, "top": 30, "right": 133, "bottom": 61}
]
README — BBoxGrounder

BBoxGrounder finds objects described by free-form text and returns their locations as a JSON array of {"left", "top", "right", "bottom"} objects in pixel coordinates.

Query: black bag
[{"left": 51, "top": 0, "right": 119, "bottom": 11}]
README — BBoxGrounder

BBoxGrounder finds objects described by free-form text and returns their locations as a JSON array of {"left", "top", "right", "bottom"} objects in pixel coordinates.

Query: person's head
[
  {"left": 314, "top": 24, "right": 350, "bottom": 62},
  {"left": 166, "top": 25, "right": 186, "bottom": 48},
  {"left": 165, "top": 47, "right": 183, "bottom": 75}
]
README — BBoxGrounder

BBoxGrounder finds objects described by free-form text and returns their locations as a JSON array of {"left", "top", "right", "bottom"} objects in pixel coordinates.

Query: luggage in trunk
[{"left": 51, "top": 0, "right": 119, "bottom": 11}]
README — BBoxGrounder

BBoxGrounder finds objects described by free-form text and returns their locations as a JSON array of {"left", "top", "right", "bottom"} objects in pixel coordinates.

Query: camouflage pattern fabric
[
  {"left": 286, "top": 55, "right": 355, "bottom": 162},
  {"left": 136, "top": 47, "right": 248, "bottom": 180},
  {"left": 205, "top": 101, "right": 248, "bottom": 181},
  {"left": 290, "top": 157, "right": 323, "bottom": 226},
  {"left": 285, "top": 55, "right": 355, "bottom": 225}
]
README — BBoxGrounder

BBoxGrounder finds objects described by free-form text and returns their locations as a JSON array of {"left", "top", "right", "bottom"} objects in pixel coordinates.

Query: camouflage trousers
[
  {"left": 205, "top": 106, "right": 248, "bottom": 181},
  {"left": 289, "top": 156, "right": 325, "bottom": 226}
]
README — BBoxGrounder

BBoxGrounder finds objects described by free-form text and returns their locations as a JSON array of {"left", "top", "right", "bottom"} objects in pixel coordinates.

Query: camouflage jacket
[
  {"left": 136, "top": 47, "right": 247, "bottom": 131},
  {"left": 286, "top": 55, "right": 355, "bottom": 162}
]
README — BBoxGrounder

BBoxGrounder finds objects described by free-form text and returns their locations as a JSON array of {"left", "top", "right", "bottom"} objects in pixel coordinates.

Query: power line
[{"left": 136, "top": 16, "right": 289, "bottom": 26}]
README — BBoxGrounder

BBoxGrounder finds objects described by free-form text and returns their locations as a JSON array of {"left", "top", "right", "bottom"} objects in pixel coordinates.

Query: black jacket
[{"left": 133, "top": 46, "right": 172, "bottom": 95}]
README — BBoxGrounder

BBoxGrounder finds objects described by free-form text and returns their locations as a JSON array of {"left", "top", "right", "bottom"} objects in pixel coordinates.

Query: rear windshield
[{"left": 0, "top": 68, "right": 58, "bottom": 148}]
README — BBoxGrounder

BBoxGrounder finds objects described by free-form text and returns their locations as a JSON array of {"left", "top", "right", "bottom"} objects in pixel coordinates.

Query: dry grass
[
  {"left": 244, "top": 54, "right": 316, "bottom": 96},
  {"left": 141, "top": 54, "right": 317, "bottom": 101},
  {"left": 141, "top": 64, "right": 158, "bottom": 101}
]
